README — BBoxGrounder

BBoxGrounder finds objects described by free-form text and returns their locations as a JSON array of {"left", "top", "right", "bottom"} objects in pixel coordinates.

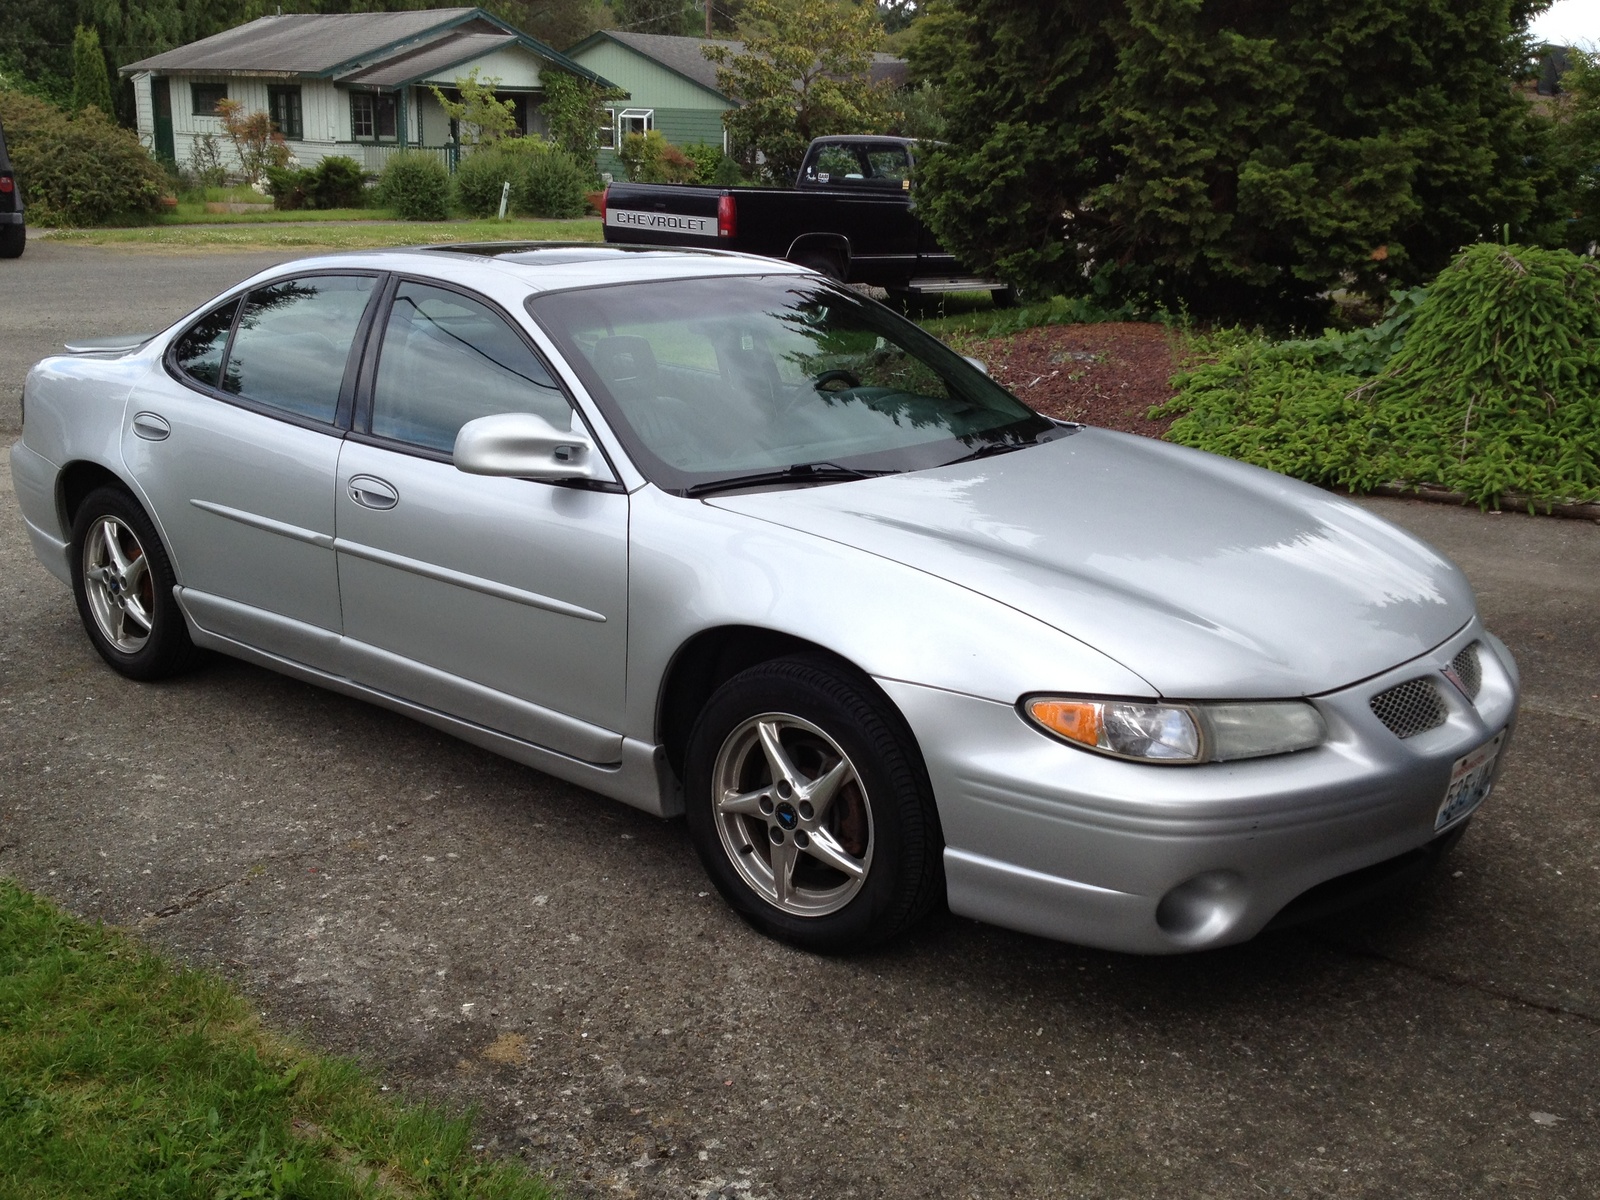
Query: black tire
[
  {"left": 0, "top": 224, "right": 23, "bottom": 259},
  {"left": 990, "top": 285, "right": 1018, "bottom": 309},
  {"left": 70, "top": 485, "right": 200, "bottom": 680},
  {"left": 792, "top": 248, "right": 844, "bottom": 281},
  {"left": 684, "top": 655, "right": 944, "bottom": 953}
]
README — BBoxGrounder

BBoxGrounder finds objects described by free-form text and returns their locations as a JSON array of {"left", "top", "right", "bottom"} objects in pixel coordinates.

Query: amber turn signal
[{"left": 1025, "top": 699, "right": 1103, "bottom": 748}]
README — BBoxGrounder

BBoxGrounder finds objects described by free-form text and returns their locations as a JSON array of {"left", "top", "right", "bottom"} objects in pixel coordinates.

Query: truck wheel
[
  {"left": 0, "top": 224, "right": 24, "bottom": 259},
  {"left": 991, "top": 285, "right": 1018, "bottom": 309},
  {"left": 792, "top": 249, "right": 844, "bottom": 281}
]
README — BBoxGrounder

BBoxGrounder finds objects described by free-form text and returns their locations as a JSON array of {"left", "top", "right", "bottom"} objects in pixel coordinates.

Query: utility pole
[{"left": 705, "top": 0, "right": 713, "bottom": 38}]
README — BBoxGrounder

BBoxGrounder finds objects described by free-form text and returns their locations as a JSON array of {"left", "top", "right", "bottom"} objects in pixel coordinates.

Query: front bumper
[{"left": 879, "top": 620, "right": 1519, "bottom": 953}]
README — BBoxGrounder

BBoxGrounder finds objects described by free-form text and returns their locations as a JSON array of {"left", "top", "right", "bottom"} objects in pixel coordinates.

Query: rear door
[
  {"left": 122, "top": 272, "right": 381, "bottom": 668},
  {"left": 332, "top": 277, "right": 630, "bottom": 763}
]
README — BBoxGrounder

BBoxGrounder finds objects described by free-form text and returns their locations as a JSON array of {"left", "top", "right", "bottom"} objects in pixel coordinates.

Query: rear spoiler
[{"left": 63, "top": 332, "right": 157, "bottom": 355}]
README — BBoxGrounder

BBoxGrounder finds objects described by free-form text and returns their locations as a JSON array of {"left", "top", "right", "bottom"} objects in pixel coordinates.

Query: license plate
[
  {"left": 605, "top": 208, "right": 716, "bottom": 237},
  {"left": 1435, "top": 730, "right": 1505, "bottom": 831}
]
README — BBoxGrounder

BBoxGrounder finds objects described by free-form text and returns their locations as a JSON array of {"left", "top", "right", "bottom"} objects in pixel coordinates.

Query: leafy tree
[
  {"left": 706, "top": 0, "right": 891, "bottom": 184},
  {"left": 1545, "top": 48, "right": 1600, "bottom": 251},
  {"left": 612, "top": 0, "right": 692, "bottom": 36},
  {"left": 71, "top": 25, "right": 115, "bottom": 114},
  {"left": 919, "top": 0, "right": 1558, "bottom": 322},
  {"left": 431, "top": 68, "right": 517, "bottom": 146},
  {"left": 542, "top": 69, "right": 625, "bottom": 180}
]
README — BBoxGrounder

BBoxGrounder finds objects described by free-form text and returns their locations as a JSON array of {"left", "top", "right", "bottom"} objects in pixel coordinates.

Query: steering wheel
[{"left": 812, "top": 368, "right": 861, "bottom": 393}]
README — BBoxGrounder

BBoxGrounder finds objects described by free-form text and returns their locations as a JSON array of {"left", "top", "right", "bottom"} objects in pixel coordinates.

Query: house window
[
  {"left": 351, "top": 92, "right": 397, "bottom": 140},
  {"left": 191, "top": 82, "right": 228, "bottom": 116},
  {"left": 267, "top": 85, "right": 302, "bottom": 140},
  {"left": 618, "top": 108, "right": 654, "bottom": 139},
  {"left": 599, "top": 107, "right": 616, "bottom": 150}
]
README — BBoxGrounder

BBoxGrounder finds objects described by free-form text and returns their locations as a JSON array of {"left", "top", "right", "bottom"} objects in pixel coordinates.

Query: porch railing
[{"left": 338, "top": 142, "right": 460, "bottom": 174}]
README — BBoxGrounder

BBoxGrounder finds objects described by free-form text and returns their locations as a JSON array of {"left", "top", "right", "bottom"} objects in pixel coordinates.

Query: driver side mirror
[{"left": 454, "top": 412, "right": 611, "bottom": 483}]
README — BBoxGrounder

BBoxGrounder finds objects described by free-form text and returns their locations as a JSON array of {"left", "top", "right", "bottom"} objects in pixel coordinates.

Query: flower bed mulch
[{"left": 967, "top": 322, "right": 1181, "bottom": 438}]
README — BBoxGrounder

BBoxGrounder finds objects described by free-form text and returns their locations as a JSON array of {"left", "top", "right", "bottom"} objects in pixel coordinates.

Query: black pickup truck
[{"left": 601, "top": 135, "right": 1008, "bottom": 304}]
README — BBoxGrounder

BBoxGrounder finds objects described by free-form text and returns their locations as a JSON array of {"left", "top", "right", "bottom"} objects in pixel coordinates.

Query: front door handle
[{"left": 347, "top": 475, "right": 398, "bottom": 510}]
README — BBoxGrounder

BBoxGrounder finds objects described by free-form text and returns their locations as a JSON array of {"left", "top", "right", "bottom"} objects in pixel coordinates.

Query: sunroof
[{"left": 422, "top": 242, "right": 731, "bottom": 264}]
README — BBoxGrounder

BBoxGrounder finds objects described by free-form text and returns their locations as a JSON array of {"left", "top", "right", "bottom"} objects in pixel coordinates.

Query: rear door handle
[
  {"left": 131, "top": 411, "right": 170, "bottom": 441},
  {"left": 347, "top": 475, "right": 398, "bottom": 510}
]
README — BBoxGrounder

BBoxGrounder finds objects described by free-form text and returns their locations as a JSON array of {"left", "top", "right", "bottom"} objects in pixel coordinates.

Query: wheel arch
[
  {"left": 58, "top": 460, "right": 133, "bottom": 536},
  {"left": 785, "top": 235, "right": 851, "bottom": 278},
  {"left": 657, "top": 625, "right": 904, "bottom": 782}
]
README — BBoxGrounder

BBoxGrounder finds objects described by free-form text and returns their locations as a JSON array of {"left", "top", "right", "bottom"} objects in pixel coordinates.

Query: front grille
[
  {"left": 1449, "top": 642, "right": 1483, "bottom": 700},
  {"left": 1370, "top": 678, "right": 1448, "bottom": 738}
]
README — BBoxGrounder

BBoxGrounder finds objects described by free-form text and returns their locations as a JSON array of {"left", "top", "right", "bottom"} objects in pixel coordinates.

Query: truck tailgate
[{"left": 604, "top": 185, "right": 722, "bottom": 244}]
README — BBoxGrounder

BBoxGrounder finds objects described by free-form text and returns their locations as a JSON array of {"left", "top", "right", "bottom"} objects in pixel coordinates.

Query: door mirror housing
[
  {"left": 454, "top": 412, "right": 611, "bottom": 483},
  {"left": 963, "top": 355, "right": 990, "bottom": 376}
]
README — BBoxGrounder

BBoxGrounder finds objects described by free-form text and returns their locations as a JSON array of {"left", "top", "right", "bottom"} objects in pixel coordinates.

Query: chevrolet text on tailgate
[{"left": 602, "top": 135, "right": 1012, "bottom": 305}]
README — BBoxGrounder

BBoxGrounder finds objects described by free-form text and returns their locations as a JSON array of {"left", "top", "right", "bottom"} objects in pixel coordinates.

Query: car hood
[{"left": 706, "top": 429, "right": 1475, "bottom": 698}]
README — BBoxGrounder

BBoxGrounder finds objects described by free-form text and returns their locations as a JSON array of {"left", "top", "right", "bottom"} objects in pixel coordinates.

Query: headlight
[{"left": 1021, "top": 696, "right": 1325, "bottom": 764}]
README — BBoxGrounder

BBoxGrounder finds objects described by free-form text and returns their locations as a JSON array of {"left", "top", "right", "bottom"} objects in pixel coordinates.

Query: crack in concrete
[
  {"left": 1520, "top": 697, "right": 1600, "bottom": 727},
  {"left": 1314, "top": 933, "right": 1600, "bottom": 1027}
]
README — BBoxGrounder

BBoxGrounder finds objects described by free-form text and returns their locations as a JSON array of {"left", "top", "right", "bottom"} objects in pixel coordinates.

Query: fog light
[{"left": 1156, "top": 871, "right": 1248, "bottom": 945}]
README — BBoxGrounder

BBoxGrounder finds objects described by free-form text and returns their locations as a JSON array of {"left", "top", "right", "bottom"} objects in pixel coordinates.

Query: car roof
[{"left": 252, "top": 243, "right": 808, "bottom": 298}]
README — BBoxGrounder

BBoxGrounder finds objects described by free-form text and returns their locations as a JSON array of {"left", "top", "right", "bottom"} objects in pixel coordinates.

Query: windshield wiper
[
  {"left": 941, "top": 430, "right": 1056, "bottom": 467},
  {"left": 683, "top": 462, "right": 893, "bottom": 498}
]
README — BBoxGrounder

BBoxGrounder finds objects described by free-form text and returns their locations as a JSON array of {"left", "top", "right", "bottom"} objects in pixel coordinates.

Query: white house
[{"left": 120, "top": 7, "right": 618, "bottom": 175}]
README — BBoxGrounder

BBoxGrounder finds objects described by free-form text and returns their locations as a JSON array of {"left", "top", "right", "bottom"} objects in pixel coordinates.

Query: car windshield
[{"left": 526, "top": 275, "right": 1064, "bottom": 494}]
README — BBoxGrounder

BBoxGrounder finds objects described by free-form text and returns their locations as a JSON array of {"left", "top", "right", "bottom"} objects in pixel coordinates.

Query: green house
[{"left": 562, "top": 31, "right": 736, "bottom": 178}]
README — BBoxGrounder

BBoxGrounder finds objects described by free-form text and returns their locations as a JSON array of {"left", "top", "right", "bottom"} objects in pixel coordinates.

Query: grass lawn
[
  {"left": 49, "top": 218, "right": 604, "bottom": 251},
  {"left": 158, "top": 205, "right": 399, "bottom": 225},
  {"left": 0, "top": 879, "right": 555, "bottom": 1199}
]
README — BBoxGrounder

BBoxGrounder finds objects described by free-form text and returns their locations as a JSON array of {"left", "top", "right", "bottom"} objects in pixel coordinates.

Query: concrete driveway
[{"left": 2, "top": 245, "right": 1597, "bottom": 1199}]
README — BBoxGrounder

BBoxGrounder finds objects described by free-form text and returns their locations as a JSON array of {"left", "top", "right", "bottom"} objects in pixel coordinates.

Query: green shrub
[
  {"left": 375, "top": 151, "right": 448, "bottom": 221},
  {"left": 0, "top": 87, "right": 165, "bottom": 225},
  {"left": 683, "top": 141, "right": 724, "bottom": 186},
  {"left": 1157, "top": 244, "right": 1600, "bottom": 508},
  {"left": 308, "top": 155, "right": 366, "bottom": 209},
  {"left": 711, "top": 154, "right": 743, "bottom": 187},
  {"left": 517, "top": 149, "right": 589, "bottom": 218},
  {"left": 264, "top": 164, "right": 311, "bottom": 210},
  {"left": 453, "top": 148, "right": 523, "bottom": 218}
]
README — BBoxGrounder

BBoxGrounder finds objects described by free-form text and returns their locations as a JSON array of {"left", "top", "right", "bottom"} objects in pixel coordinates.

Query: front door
[
  {"left": 151, "top": 77, "right": 175, "bottom": 165},
  {"left": 333, "top": 278, "right": 630, "bottom": 763}
]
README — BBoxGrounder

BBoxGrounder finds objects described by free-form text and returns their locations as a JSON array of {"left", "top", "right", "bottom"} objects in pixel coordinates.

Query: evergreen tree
[
  {"left": 71, "top": 25, "right": 115, "bottom": 114},
  {"left": 919, "top": 0, "right": 1557, "bottom": 321}
]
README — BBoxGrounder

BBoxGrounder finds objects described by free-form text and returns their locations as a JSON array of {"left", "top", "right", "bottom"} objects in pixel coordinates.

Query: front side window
[
  {"left": 171, "top": 298, "right": 240, "bottom": 390},
  {"left": 351, "top": 92, "right": 397, "bottom": 140},
  {"left": 371, "top": 282, "right": 570, "bottom": 454},
  {"left": 191, "top": 82, "right": 228, "bottom": 116},
  {"left": 267, "top": 85, "right": 302, "bottom": 139},
  {"left": 221, "top": 275, "right": 376, "bottom": 423},
  {"left": 529, "top": 275, "right": 1060, "bottom": 493}
]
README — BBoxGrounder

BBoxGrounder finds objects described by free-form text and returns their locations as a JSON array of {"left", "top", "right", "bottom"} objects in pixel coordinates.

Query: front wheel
[
  {"left": 70, "top": 486, "right": 200, "bottom": 680},
  {"left": 684, "top": 656, "right": 943, "bottom": 953}
]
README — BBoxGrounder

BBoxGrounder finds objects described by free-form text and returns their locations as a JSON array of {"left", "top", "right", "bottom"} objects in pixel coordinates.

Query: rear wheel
[
  {"left": 0, "top": 224, "right": 23, "bottom": 259},
  {"left": 685, "top": 656, "right": 943, "bottom": 952},
  {"left": 791, "top": 248, "right": 844, "bottom": 281},
  {"left": 70, "top": 486, "right": 199, "bottom": 680}
]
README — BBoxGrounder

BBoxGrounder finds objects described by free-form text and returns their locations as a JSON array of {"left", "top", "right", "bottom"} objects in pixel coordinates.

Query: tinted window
[
  {"left": 223, "top": 275, "right": 375, "bottom": 423},
  {"left": 371, "top": 282, "right": 569, "bottom": 453},
  {"left": 172, "top": 298, "right": 239, "bottom": 389}
]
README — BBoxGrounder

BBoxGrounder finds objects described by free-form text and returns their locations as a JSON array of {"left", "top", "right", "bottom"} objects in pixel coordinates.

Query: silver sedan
[{"left": 11, "top": 245, "right": 1519, "bottom": 953}]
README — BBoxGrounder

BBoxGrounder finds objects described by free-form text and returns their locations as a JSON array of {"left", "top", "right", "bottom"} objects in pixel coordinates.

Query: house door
[{"left": 151, "top": 77, "right": 175, "bottom": 165}]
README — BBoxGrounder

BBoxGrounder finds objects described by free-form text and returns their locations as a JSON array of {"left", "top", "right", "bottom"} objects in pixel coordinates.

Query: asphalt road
[{"left": 2, "top": 245, "right": 1597, "bottom": 1199}]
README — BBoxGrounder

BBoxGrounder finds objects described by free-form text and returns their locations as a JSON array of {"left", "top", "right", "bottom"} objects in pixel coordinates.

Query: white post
[{"left": 498, "top": 181, "right": 510, "bottom": 220}]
